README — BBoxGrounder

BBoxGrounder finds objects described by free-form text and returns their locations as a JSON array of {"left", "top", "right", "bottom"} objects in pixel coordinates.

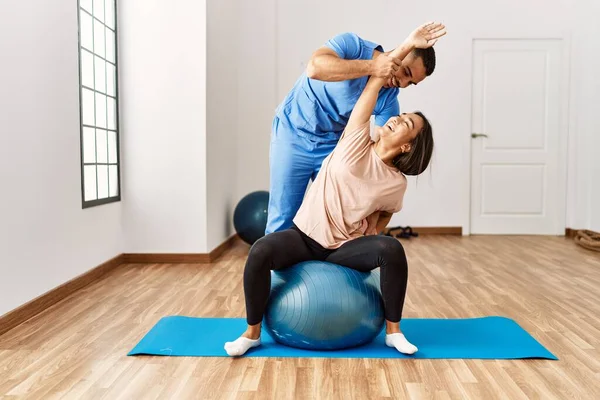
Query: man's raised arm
[{"left": 306, "top": 32, "right": 400, "bottom": 82}]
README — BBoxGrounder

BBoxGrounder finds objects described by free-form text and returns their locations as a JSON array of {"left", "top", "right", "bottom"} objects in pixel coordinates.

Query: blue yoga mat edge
[{"left": 127, "top": 315, "right": 558, "bottom": 360}]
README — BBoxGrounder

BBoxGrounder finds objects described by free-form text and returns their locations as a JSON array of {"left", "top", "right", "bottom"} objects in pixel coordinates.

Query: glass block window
[{"left": 78, "top": 0, "right": 120, "bottom": 207}]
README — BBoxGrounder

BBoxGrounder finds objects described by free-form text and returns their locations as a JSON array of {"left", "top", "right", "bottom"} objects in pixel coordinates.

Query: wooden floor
[{"left": 1, "top": 236, "right": 599, "bottom": 399}]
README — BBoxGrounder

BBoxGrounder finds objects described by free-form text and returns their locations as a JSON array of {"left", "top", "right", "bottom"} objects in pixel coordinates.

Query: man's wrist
[{"left": 364, "top": 59, "right": 375, "bottom": 75}]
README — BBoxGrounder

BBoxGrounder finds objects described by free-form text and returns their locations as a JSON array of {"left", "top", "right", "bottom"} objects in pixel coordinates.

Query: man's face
[{"left": 384, "top": 54, "right": 427, "bottom": 88}]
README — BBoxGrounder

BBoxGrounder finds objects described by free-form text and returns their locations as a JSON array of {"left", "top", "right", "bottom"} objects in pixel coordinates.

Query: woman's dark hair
[{"left": 392, "top": 111, "right": 433, "bottom": 175}]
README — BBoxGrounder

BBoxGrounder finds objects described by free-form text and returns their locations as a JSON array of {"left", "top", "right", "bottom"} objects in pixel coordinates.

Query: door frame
[{"left": 464, "top": 32, "right": 572, "bottom": 236}]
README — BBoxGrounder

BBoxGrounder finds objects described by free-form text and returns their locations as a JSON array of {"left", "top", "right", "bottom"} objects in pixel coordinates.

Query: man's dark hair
[{"left": 413, "top": 47, "right": 436, "bottom": 76}]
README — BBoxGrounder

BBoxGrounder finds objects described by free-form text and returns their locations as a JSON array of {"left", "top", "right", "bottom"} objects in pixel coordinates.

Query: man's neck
[{"left": 372, "top": 49, "right": 384, "bottom": 60}]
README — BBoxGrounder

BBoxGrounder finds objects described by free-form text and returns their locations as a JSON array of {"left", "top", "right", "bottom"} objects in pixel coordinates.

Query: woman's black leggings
[{"left": 243, "top": 225, "right": 409, "bottom": 325}]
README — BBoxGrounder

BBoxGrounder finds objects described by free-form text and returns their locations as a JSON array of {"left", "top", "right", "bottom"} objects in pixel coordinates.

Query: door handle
[{"left": 471, "top": 133, "right": 489, "bottom": 138}]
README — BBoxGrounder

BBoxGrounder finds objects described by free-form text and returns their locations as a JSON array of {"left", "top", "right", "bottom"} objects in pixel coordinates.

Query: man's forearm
[{"left": 307, "top": 56, "right": 372, "bottom": 81}]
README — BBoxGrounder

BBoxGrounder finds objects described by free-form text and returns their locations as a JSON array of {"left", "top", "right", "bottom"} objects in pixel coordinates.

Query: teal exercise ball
[
  {"left": 264, "top": 261, "right": 384, "bottom": 350},
  {"left": 233, "top": 191, "right": 269, "bottom": 245}
]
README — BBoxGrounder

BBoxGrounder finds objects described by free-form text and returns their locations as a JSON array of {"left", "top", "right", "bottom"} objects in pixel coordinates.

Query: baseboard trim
[
  {"left": 209, "top": 234, "right": 239, "bottom": 261},
  {"left": 386, "top": 226, "right": 463, "bottom": 235},
  {"left": 565, "top": 228, "right": 577, "bottom": 238},
  {"left": 0, "top": 254, "right": 123, "bottom": 337},
  {"left": 122, "top": 234, "right": 239, "bottom": 264},
  {"left": 415, "top": 227, "right": 462, "bottom": 235},
  {"left": 122, "top": 253, "right": 211, "bottom": 264}
]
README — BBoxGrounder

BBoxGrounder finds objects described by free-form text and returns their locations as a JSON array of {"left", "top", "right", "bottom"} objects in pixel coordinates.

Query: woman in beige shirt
[{"left": 225, "top": 22, "right": 445, "bottom": 357}]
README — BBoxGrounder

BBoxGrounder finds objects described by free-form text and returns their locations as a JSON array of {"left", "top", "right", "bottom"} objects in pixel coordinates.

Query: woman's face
[{"left": 377, "top": 113, "right": 424, "bottom": 154}]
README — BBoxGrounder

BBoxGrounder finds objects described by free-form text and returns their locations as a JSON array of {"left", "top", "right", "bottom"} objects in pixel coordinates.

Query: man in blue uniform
[{"left": 266, "top": 22, "right": 447, "bottom": 234}]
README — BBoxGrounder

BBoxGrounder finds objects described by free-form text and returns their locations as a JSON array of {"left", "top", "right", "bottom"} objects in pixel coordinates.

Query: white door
[{"left": 470, "top": 39, "right": 567, "bottom": 235}]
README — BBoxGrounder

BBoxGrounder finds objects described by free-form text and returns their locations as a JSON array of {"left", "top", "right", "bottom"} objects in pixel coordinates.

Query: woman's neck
[{"left": 373, "top": 140, "right": 397, "bottom": 167}]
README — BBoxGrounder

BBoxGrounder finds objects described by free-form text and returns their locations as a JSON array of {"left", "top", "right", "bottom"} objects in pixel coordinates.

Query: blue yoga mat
[{"left": 128, "top": 316, "right": 557, "bottom": 360}]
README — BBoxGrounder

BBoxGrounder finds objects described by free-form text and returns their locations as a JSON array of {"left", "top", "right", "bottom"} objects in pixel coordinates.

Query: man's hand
[
  {"left": 370, "top": 54, "right": 402, "bottom": 79},
  {"left": 406, "top": 21, "right": 447, "bottom": 49}
]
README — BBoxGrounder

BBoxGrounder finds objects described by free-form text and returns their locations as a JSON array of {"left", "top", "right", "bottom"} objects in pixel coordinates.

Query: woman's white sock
[
  {"left": 385, "top": 333, "right": 418, "bottom": 355},
  {"left": 225, "top": 334, "right": 416, "bottom": 356},
  {"left": 224, "top": 336, "right": 261, "bottom": 356}
]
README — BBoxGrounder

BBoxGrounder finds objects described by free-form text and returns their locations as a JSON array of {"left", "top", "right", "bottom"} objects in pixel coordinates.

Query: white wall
[
  {"left": 235, "top": 0, "right": 277, "bottom": 205},
  {"left": 585, "top": 0, "right": 600, "bottom": 233},
  {"left": 584, "top": 0, "right": 600, "bottom": 232},
  {"left": 120, "top": 1, "right": 208, "bottom": 253},
  {"left": 208, "top": 0, "right": 279, "bottom": 248},
  {"left": 234, "top": 0, "right": 598, "bottom": 232},
  {"left": 593, "top": 108, "right": 600, "bottom": 231},
  {"left": 567, "top": 0, "right": 600, "bottom": 232},
  {"left": 592, "top": 144, "right": 600, "bottom": 232},
  {"left": 206, "top": 0, "right": 239, "bottom": 250},
  {"left": 1, "top": 0, "right": 595, "bottom": 319},
  {"left": 0, "top": 0, "right": 122, "bottom": 316}
]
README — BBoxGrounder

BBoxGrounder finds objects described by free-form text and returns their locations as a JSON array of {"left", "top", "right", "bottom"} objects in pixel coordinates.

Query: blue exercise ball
[
  {"left": 233, "top": 191, "right": 269, "bottom": 245},
  {"left": 264, "top": 261, "right": 384, "bottom": 350}
]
